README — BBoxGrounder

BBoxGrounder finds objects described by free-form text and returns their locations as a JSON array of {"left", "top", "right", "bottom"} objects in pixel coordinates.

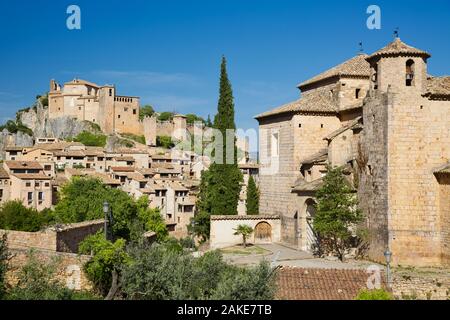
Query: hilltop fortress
[{"left": 48, "top": 79, "right": 191, "bottom": 146}]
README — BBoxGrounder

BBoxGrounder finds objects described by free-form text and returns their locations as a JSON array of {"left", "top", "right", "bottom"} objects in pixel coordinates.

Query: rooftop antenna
[
  {"left": 394, "top": 27, "right": 400, "bottom": 39},
  {"left": 358, "top": 41, "right": 364, "bottom": 55}
]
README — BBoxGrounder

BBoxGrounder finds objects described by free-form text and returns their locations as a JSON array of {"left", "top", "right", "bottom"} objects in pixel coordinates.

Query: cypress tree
[
  {"left": 246, "top": 176, "right": 259, "bottom": 215},
  {"left": 196, "top": 57, "right": 243, "bottom": 217}
]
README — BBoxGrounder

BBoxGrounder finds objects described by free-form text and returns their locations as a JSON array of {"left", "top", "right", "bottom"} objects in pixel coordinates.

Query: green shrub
[
  {"left": 0, "top": 201, "right": 54, "bottom": 232},
  {"left": 6, "top": 252, "right": 98, "bottom": 300},
  {"left": 79, "top": 233, "right": 130, "bottom": 295},
  {"left": 53, "top": 177, "right": 139, "bottom": 239},
  {"left": 121, "top": 133, "right": 146, "bottom": 145},
  {"left": 0, "top": 234, "right": 9, "bottom": 299},
  {"left": 72, "top": 131, "right": 107, "bottom": 147},
  {"left": 139, "top": 105, "right": 155, "bottom": 120},
  {"left": 355, "top": 289, "right": 393, "bottom": 300},
  {"left": 120, "top": 244, "right": 276, "bottom": 300},
  {"left": 0, "top": 120, "right": 33, "bottom": 136},
  {"left": 157, "top": 112, "right": 174, "bottom": 122},
  {"left": 156, "top": 135, "right": 175, "bottom": 149},
  {"left": 185, "top": 113, "right": 205, "bottom": 125}
]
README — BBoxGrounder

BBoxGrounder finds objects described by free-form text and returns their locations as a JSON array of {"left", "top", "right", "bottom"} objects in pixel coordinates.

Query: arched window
[{"left": 406, "top": 59, "right": 415, "bottom": 86}]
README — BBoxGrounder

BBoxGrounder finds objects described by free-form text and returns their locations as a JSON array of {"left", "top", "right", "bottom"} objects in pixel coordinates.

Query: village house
[
  {"left": 255, "top": 37, "right": 450, "bottom": 267},
  {"left": 1, "top": 161, "right": 52, "bottom": 210}
]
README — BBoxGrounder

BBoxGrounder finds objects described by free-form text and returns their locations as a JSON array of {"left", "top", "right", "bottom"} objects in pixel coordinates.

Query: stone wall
[
  {"left": 0, "top": 219, "right": 104, "bottom": 254},
  {"left": 56, "top": 219, "right": 105, "bottom": 253},
  {"left": 392, "top": 268, "right": 450, "bottom": 300},
  {"left": 358, "top": 92, "right": 390, "bottom": 264},
  {"left": 258, "top": 114, "right": 298, "bottom": 245},
  {"left": 210, "top": 215, "right": 281, "bottom": 249},
  {"left": 7, "top": 248, "right": 93, "bottom": 291},
  {"left": 438, "top": 174, "right": 450, "bottom": 264},
  {"left": 387, "top": 91, "right": 450, "bottom": 267}
]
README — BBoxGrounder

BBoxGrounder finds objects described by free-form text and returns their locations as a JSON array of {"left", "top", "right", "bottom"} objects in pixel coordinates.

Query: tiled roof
[
  {"left": 4, "top": 146, "right": 24, "bottom": 152},
  {"left": 298, "top": 54, "right": 371, "bottom": 89},
  {"left": 211, "top": 215, "right": 280, "bottom": 221},
  {"left": 433, "top": 163, "right": 450, "bottom": 174},
  {"left": 170, "top": 182, "right": 189, "bottom": 191},
  {"left": 64, "top": 78, "right": 100, "bottom": 88},
  {"left": 0, "top": 168, "right": 10, "bottom": 179},
  {"left": 89, "top": 172, "right": 121, "bottom": 185},
  {"left": 54, "top": 151, "right": 85, "bottom": 157},
  {"left": 114, "top": 156, "right": 135, "bottom": 162},
  {"left": 300, "top": 149, "right": 328, "bottom": 165},
  {"left": 292, "top": 177, "right": 324, "bottom": 192},
  {"left": 255, "top": 88, "right": 338, "bottom": 120},
  {"left": 110, "top": 167, "right": 135, "bottom": 172},
  {"left": 324, "top": 116, "right": 363, "bottom": 141},
  {"left": 4, "top": 161, "right": 43, "bottom": 170},
  {"left": 367, "top": 38, "right": 430, "bottom": 61},
  {"left": 125, "top": 172, "right": 147, "bottom": 182},
  {"left": 424, "top": 76, "right": 450, "bottom": 97},
  {"left": 276, "top": 267, "right": 384, "bottom": 300},
  {"left": 12, "top": 173, "right": 51, "bottom": 180}
]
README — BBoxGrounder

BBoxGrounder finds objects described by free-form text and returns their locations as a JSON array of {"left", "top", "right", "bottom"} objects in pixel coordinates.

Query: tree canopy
[
  {"left": 139, "top": 105, "right": 155, "bottom": 120},
  {"left": 0, "top": 201, "right": 54, "bottom": 232},
  {"left": 246, "top": 176, "right": 259, "bottom": 215},
  {"left": 313, "top": 166, "right": 363, "bottom": 261}
]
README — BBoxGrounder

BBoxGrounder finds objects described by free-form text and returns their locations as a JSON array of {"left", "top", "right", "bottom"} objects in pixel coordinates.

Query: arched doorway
[
  {"left": 254, "top": 221, "right": 272, "bottom": 244},
  {"left": 305, "top": 199, "right": 317, "bottom": 252}
]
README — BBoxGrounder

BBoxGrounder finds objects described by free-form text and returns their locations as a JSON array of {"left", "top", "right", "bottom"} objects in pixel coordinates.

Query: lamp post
[
  {"left": 384, "top": 249, "right": 392, "bottom": 289},
  {"left": 103, "top": 201, "right": 110, "bottom": 240}
]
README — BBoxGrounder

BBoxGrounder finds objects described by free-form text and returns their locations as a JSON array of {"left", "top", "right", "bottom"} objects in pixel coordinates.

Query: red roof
[{"left": 276, "top": 267, "right": 386, "bottom": 300}]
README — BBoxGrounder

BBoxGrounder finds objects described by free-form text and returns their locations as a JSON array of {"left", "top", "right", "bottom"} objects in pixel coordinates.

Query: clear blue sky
[{"left": 0, "top": 0, "right": 449, "bottom": 136}]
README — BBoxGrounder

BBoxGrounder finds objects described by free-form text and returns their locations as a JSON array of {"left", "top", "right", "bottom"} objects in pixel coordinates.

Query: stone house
[
  {"left": 255, "top": 38, "right": 450, "bottom": 267},
  {"left": 1, "top": 161, "right": 52, "bottom": 210}
]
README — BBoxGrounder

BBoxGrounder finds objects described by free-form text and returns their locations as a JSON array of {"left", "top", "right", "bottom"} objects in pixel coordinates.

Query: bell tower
[{"left": 366, "top": 37, "right": 431, "bottom": 96}]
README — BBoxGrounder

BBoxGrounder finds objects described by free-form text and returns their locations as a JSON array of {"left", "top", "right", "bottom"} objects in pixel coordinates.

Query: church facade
[{"left": 255, "top": 38, "right": 450, "bottom": 267}]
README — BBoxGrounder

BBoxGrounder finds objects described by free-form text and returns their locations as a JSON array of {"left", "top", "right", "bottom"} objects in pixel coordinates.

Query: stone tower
[
  {"left": 172, "top": 114, "right": 188, "bottom": 141},
  {"left": 98, "top": 85, "right": 115, "bottom": 135},
  {"left": 361, "top": 38, "right": 450, "bottom": 266}
]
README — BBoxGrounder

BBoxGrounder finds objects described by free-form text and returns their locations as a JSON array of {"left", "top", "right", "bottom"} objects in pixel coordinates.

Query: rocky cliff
[
  {"left": 0, "top": 100, "right": 99, "bottom": 160},
  {"left": 18, "top": 100, "right": 98, "bottom": 139}
]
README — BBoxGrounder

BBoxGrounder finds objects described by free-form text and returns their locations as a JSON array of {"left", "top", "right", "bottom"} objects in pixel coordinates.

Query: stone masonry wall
[
  {"left": 387, "top": 91, "right": 450, "bottom": 267},
  {"left": 6, "top": 248, "right": 93, "bottom": 291},
  {"left": 258, "top": 114, "right": 298, "bottom": 245},
  {"left": 392, "top": 268, "right": 450, "bottom": 300},
  {"left": 358, "top": 92, "right": 390, "bottom": 264}
]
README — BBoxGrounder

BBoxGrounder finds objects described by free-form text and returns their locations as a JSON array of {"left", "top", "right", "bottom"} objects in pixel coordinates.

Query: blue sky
[{"left": 0, "top": 0, "right": 449, "bottom": 138}]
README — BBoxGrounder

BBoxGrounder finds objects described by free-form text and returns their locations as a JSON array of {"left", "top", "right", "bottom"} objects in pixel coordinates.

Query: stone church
[{"left": 255, "top": 38, "right": 450, "bottom": 267}]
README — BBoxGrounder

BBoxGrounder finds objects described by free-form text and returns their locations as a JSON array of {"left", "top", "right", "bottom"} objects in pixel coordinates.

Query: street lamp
[
  {"left": 384, "top": 249, "right": 392, "bottom": 289},
  {"left": 103, "top": 201, "right": 110, "bottom": 240}
]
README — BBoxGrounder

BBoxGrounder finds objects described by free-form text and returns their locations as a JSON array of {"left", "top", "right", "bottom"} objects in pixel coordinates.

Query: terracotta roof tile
[
  {"left": 298, "top": 54, "right": 370, "bottom": 89},
  {"left": 424, "top": 76, "right": 450, "bottom": 97},
  {"left": 276, "top": 267, "right": 385, "bottom": 300},
  {"left": 4, "top": 161, "right": 43, "bottom": 170},
  {"left": 255, "top": 88, "right": 338, "bottom": 119},
  {"left": 0, "top": 168, "right": 10, "bottom": 179},
  {"left": 367, "top": 38, "right": 430, "bottom": 61},
  {"left": 211, "top": 215, "right": 280, "bottom": 221}
]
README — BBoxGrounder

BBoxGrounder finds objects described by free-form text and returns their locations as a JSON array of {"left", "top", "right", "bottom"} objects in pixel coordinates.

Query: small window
[
  {"left": 133, "top": 109, "right": 137, "bottom": 115},
  {"left": 355, "top": 89, "right": 361, "bottom": 99},
  {"left": 109, "top": 89, "right": 112, "bottom": 96},
  {"left": 118, "top": 115, "right": 121, "bottom": 119},
  {"left": 298, "top": 124, "right": 302, "bottom": 128},
  {"left": 26, "top": 182, "right": 31, "bottom": 187},
  {"left": 271, "top": 132, "right": 279, "bottom": 157},
  {"left": 406, "top": 59, "right": 415, "bottom": 87},
  {"left": 321, "top": 124, "right": 324, "bottom": 128}
]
